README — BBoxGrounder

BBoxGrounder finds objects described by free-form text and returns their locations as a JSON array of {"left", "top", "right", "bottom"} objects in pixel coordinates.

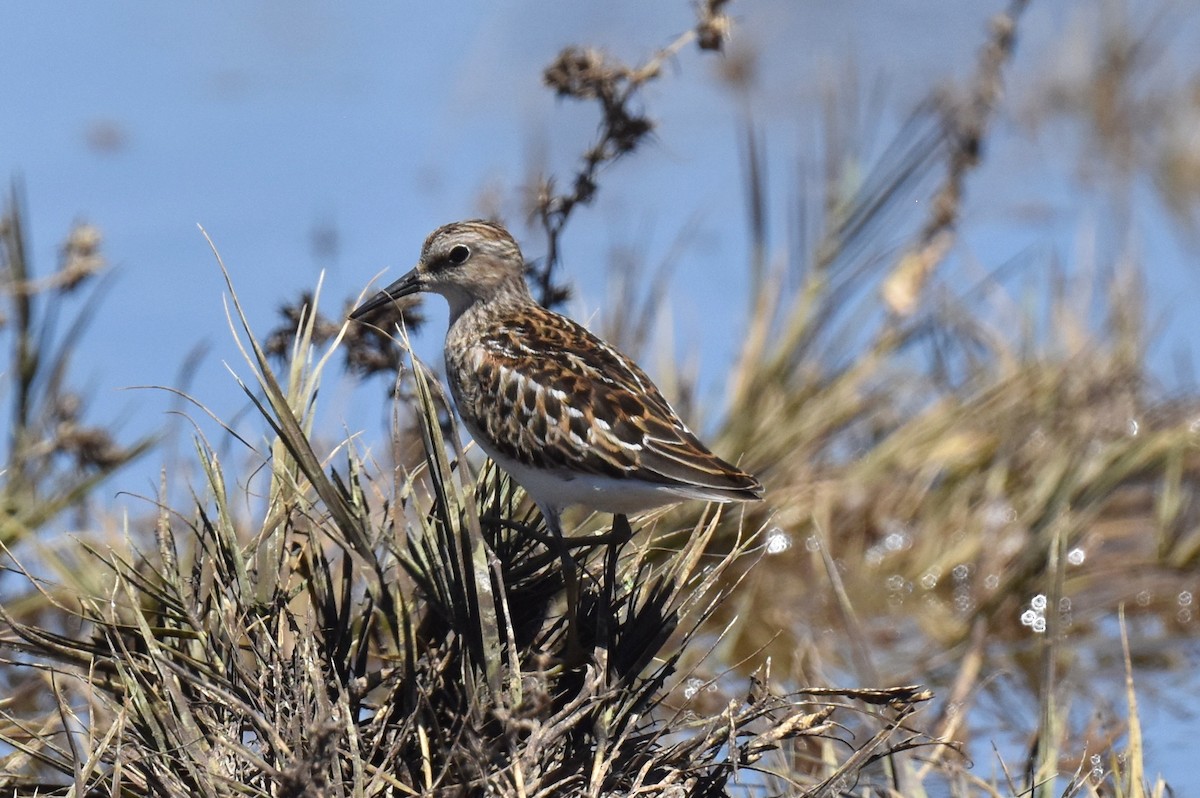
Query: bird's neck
[
  {"left": 441, "top": 286, "right": 480, "bottom": 324},
  {"left": 444, "top": 281, "right": 534, "bottom": 327}
]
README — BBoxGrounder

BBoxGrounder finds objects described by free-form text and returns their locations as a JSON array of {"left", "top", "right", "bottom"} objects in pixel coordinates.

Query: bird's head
[{"left": 350, "top": 220, "right": 530, "bottom": 322}]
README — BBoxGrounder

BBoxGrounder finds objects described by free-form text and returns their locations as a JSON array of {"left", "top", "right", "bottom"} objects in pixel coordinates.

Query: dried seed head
[{"left": 59, "top": 222, "right": 106, "bottom": 292}]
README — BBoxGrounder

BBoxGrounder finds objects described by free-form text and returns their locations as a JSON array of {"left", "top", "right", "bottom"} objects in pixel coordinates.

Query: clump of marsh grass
[{"left": 0, "top": 240, "right": 934, "bottom": 796}]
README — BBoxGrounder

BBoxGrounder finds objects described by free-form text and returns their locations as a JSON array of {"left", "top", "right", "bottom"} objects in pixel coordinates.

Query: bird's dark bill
[{"left": 349, "top": 268, "right": 422, "bottom": 319}]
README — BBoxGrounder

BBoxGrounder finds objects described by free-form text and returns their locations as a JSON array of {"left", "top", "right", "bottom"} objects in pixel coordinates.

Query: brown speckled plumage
[{"left": 444, "top": 301, "right": 760, "bottom": 498}]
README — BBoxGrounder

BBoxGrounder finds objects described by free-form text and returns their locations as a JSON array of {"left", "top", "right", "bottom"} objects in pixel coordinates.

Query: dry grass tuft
[{"left": 0, "top": 265, "right": 935, "bottom": 795}]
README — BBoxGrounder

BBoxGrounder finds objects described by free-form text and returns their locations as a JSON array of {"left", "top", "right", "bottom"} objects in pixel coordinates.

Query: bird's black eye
[{"left": 446, "top": 245, "right": 470, "bottom": 265}]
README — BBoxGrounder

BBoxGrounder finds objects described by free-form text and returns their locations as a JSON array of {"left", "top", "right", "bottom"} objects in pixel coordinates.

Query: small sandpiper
[{"left": 351, "top": 220, "right": 762, "bottom": 650}]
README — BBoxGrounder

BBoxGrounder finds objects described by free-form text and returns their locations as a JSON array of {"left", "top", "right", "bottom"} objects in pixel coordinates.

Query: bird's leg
[
  {"left": 484, "top": 513, "right": 617, "bottom": 552},
  {"left": 611, "top": 513, "right": 634, "bottom": 544},
  {"left": 598, "top": 514, "right": 632, "bottom": 667},
  {"left": 600, "top": 514, "right": 633, "bottom": 593},
  {"left": 562, "top": 512, "right": 637, "bottom": 547},
  {"left": 544, "top": 510, "right": 584, "bottom": 664}
]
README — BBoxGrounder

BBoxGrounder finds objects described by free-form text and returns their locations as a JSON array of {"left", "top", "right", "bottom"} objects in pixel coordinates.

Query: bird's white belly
[
  {"left": 456, "top": 417, "right": 686, "bottom": 515},
  {"left": 493, "top": 452, "right": 688, "bottom": 514}
]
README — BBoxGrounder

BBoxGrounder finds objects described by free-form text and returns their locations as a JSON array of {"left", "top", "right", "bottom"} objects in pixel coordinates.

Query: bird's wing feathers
[{"left": 447, "top": 308, "right": 761, "bottom": 499}]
